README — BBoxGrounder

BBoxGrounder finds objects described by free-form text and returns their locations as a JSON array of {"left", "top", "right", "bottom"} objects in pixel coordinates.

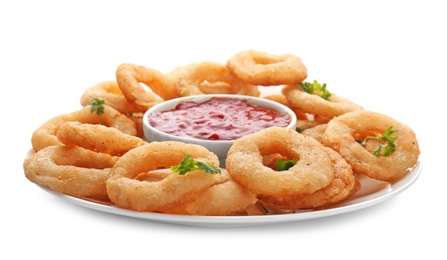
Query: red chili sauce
[{"left": 148, "top": 98, "right": 291, "bottom": 140}]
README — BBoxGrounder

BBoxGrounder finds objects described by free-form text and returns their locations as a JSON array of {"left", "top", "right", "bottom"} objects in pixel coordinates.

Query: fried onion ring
[
  {"left": 115, "top": 63, "right": 178, "bottom": 110},
  {"left": 106, "top": 141, "right": 220, "bottom": 212},
  {"left": 80, "top": 80, "right": 146, "bottom": 114},
  {"left": 282, "top": 84, "right": 363, "bottom": 119},
  {"left": 321, "top": 110, "right": 420, "bottom": 182},
  {"left": 31, "top": 105, "right": 137, "bottom": 152},
  {"left": 301, "top": 123, "right": 328, "bottom": 143},
  {"left": 166, "top": 170, "right": 259, "bottom": 216},
  {"left": 176, "top": 180, "right": 259, "bottom": 216},
  {"left": 263, "top": 94, "right": 330, "bottom": 130},
  {"left": 126, "top": 112, "right": 145, "bottom": 139},
  {"left": 258, "top": 147, "right": 358, "bottom": 210},
  {"left": 24, "top": 146, "right": 118, "bottom": 200},
  {"left": 56, "top": 121, "right": 146, "bottom": 156},
  {"left": 226, "top": 127, "right": 334, "bottom": 197},
  {"left": 226, "top": 49, "right": 308, "bottom": 86},
  {"left": 167, "top": 61, "right": 260, "bottom": 97},
  {"left": 262, "top": 94, "right": 290, "bottom": 106}
]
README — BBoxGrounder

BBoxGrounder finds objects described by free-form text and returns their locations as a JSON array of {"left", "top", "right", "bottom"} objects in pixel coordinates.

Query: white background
[{"left": 1, "top": 0, "right": 445, "bottom": 259}]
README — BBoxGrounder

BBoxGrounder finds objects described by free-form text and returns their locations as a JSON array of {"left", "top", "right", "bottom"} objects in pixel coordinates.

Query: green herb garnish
[
  {"left": 296, "top": 127, "right": 304, "bottom": 133},
  {"left": 275, "top": 158, "right": 298, "bottom": 171},
  {"left": 171, "top": 154, "right": 221, "bottom": 175},
  {"left": 357, "top": 126, "right": 398, "bottom": 157},
  {"left": 88, "top": 98, "right": 105, "bottom": 115},
  {"left": 299, "top": 80, "right": 331, "bottom": 100}
]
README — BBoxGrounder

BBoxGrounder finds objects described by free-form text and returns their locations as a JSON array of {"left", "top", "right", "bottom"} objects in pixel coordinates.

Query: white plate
[{"left": 36, "top": 161, "right": 422, "bottom": 228}]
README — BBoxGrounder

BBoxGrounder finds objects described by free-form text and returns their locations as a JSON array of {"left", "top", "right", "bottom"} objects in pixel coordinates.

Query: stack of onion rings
[
  {"left": 23, "top": 49, "right": 421, "bottom": 216},
  {"left": 31, "top": 104, "right": 137, "bottom": 152},
  {"left": 226, "top": 127, "right": 335, "bottom": 197},
  {"left": 25, "top": 118, "right": 146, "bottom": 201},
  {"left": 106, "top": 141, "right": 222, "bottom": 212},
  {"left": 56, "top": 121, "right": 146, "bottom": 156},
  {"left": 258, "top": 147, "right": 358, "bottom": 210}
]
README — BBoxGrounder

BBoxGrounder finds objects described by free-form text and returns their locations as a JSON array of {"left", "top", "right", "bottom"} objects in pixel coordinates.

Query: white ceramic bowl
[{"left": 143, "top": 94, "right": 297, "bottom": 167}]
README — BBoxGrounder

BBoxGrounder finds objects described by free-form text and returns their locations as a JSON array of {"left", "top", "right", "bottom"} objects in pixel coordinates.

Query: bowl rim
[{"left": 142, "top": 94, "right": 297, "bottom": 144}]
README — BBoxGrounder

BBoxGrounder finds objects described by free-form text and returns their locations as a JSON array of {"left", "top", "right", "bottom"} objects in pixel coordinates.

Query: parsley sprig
[
  {"left": 299, "top": 80, "right": 331, "bottom": 100},
  {"left": 171, "top": 154, "right": 221, "bottom": 175},
  {"left": 275, "top": 158, "right": 298, "bottom": 171},
  {"left": 88, "top": 98, "right": 105, "bottom": 115},
  {"left": 357, "top": 126, "right": 398, "bottom": 157}
]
